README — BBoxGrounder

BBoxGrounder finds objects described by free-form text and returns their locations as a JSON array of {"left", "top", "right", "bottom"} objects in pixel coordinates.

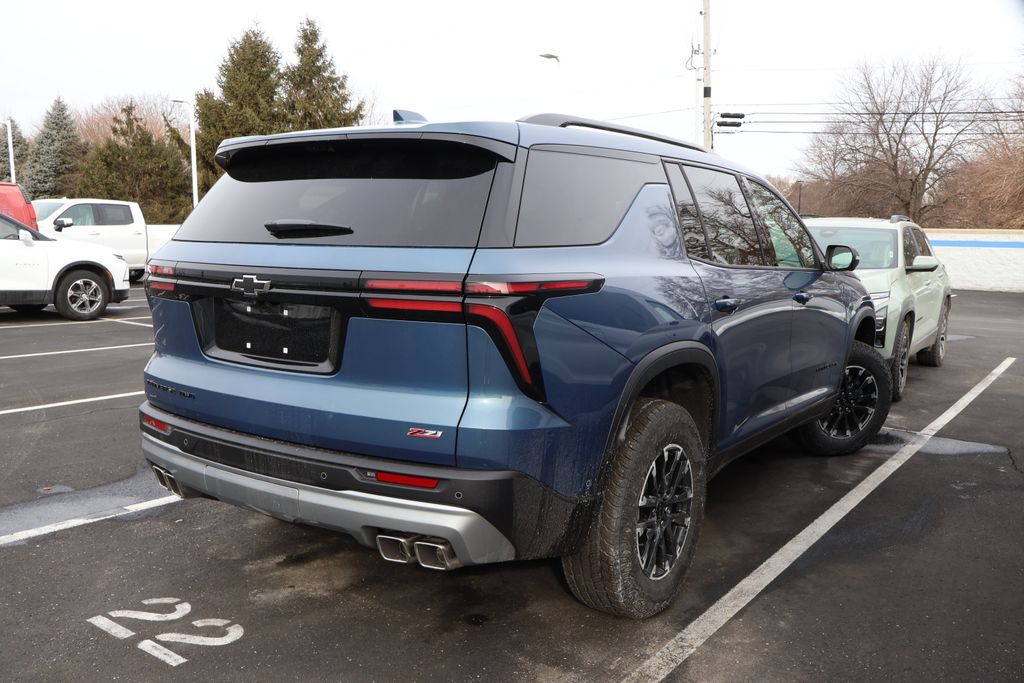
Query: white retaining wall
[{"left": 924, "top": 230, "right": 1024, "bottom": 293}]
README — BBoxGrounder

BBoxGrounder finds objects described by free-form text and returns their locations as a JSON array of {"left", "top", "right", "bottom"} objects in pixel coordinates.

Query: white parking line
[
  {"left": 625, "top": 356, "right": 1017, "bottom": 683},
  {"left": 0, "top": 390, "right": 145, "bottom": 417},
  {"left": 0, "top": 342, "right": 153, "bottom": 361},
  {"left": 0, "top": 316, "right": 151, "bottom": 330},
  {"left": 102, "top": 318, "right": 153, "bottom": 328},
  {"left": 0, "top": 495, "right": 179, "bottom": 546}
]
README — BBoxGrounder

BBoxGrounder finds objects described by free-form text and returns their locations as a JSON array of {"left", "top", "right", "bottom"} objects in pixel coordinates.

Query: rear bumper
[
  {"left": 111, "top": 287, "right": 130, "bottom": 303},
  {"left": 139, "top": 402, "right": 595, "bottom": 564},
  {"left": 143, "top": 433, "right": 515, "bottom": 565}
]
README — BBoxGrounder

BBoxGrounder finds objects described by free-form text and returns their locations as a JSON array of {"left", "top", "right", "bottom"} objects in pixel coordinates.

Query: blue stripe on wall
[{"left": 930, "top": 240, "right": 1024, "bottom": 248}]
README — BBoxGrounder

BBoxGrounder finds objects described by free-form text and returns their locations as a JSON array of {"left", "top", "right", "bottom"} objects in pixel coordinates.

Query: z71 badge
[{"left": 407, "top": 428, "right": 443, "bottom": 439}]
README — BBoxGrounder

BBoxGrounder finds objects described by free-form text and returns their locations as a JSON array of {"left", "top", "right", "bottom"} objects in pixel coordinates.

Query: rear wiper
[{"left": 264, "top": 219, "right": 353, "bottom": 238}]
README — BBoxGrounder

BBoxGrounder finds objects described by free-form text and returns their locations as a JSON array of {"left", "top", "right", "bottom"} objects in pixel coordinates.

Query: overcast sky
[{"left": 3, "top": 0, "right": 1023, "bottom": 177}]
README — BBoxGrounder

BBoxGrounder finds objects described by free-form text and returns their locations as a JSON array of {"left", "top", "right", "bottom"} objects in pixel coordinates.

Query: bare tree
[
  {"left": 76, "top": 95, "right": 186, "bottom": 145},
  {"left": 798, "top": 59, "right": 986, "bottom": 223}
]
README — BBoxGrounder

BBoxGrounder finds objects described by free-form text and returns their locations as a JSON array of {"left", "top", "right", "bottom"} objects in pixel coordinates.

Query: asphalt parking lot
[{"left": 1, "top": 287, "right": 1021, "bottom": 682}]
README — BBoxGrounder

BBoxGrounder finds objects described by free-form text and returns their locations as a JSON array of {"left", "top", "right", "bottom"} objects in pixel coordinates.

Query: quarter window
[
  {"left": 683, "top": 166, "right": 765, "bottom": 266},
  {"left": 664, "top": 163, "right": 711, "bottom": 260},
  {"left": 748, "top": 181, "right": 816, "bottom": 268}
]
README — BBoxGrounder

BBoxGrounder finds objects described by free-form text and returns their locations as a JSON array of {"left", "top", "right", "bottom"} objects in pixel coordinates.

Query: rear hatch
[{"left": 145, "top": 134, "right": 515, "bottom": 466}]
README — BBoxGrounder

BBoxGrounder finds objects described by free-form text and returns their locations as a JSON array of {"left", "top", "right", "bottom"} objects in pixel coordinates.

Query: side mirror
[
  {"left": 19, "top": 229, "right": 34, "bottom": 243},
  {"left": 825, "top": 244, "right": 860, "bottom": 272},
  {"left": 54, "top": 217, "right": 73, "bottom": 231},
  {"left": 906, "top": 255, "right": 939, "bottom": 273}
]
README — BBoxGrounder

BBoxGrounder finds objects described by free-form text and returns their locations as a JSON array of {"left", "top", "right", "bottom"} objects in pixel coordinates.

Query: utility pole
[
  {"left": 702, "top": 0, "right": 712, "bottom": 149},
  {"left": 3, "top": 120, "right": 14, "bottom": 183}
]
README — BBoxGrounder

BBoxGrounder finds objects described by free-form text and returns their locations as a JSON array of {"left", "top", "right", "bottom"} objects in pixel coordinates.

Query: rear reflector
[
  {"left": 148, "top": 281, "right": 175, "bottom": 291},
  {"left": 142, "top": 415, "right": 172, "bottom": 434},
  {"left": 374, "top": 471, "right": 440, "bottom": 489},
  {"left": 366, "top": 298, "right": 462, "bottom": 313},
  {"left": 466, "top": 304, "right": 532, "bottom": 385},
  {"left": 365, "top": 279, "right": 463, "bottom": 293}
]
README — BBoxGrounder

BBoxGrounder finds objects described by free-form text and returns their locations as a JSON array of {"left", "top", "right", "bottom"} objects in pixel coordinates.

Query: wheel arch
[
  {"left": 604, "top": 341, "right": 720, "bottom": 463},
  {"left": 51, "top": 261, "right": 114, "bottom": 300}
]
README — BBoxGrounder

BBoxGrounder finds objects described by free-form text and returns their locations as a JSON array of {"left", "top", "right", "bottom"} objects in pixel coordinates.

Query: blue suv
[{"left": 140, "top": 114, "right": 890, "bottom": 618}]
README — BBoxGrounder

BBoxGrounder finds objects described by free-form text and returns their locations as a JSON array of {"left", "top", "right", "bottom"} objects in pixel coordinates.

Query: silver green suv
[{"left": 805, "top": 216, "right": 952, "bottom": 401}]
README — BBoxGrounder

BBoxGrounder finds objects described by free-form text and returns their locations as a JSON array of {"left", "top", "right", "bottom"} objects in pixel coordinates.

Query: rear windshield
[
  {"left": 806, "top": 226, "right": 898, "bottom": 269},
  {"left": 174, "top": 139, "right": 501, "bottom": 247}
]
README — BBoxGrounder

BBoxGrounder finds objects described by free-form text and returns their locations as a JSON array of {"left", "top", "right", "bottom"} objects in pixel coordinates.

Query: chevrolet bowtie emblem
[{"left": 231, "top": 275, "right": 271, "bottom": 297}]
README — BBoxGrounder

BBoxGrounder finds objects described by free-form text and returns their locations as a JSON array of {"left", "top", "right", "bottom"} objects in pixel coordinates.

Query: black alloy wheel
[
  {"left": 817, "top": 365, "right": 879, "bottom": 439},
  {"left": 636, "top": 444, "right": 694, "bottom": 580}
]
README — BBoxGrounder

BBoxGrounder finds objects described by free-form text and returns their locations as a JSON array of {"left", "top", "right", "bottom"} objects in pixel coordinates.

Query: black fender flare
[
  {"left": 848, "top": 301, "right": 877, "bottom": 352},
  {"left": 603, "top": 341, "right": 720, "bottom": 459}
]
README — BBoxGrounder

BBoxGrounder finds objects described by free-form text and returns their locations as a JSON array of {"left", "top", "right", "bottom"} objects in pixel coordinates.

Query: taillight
[
  {"left": 366, "top": 298, "right": 462, "bottom": 313},
  {"left": 146, "top": 263, "right": 175, "bottom": 294},
  {"left": 142, "top": 415, "right": 172, "bottom": 434},
  {"left": 364, "top": 279, "right": 463, "bottom": 293},
  {"left": 464, "top": 280, "right": 595, "bottom": 295},
  {"left": 373, "top": 471, "right": 440, "bottom": 489},
  {"left": 466, "top": 304, "right": 532, "bottom": 385}
]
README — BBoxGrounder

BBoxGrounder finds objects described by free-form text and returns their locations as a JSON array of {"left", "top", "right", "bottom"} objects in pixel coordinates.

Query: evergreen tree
[
  {"left": 0, "top": 118, "right": 30, "bottom": 185},
  {"left": 23, "top": 98, "right": 86, "bottom": 198},
  {"left": 78, "top": 103, "right": 191, "bottom": 223},
  {"left": 283, "top": 19, "right": 365, "bottom": 131},
  {"left": 194, "top": 29, "right": 284, "bottom": 195}
]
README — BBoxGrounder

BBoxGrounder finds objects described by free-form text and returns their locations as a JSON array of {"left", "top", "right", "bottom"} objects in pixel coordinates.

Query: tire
[
  {"left": 54, "top": 269, "right": 109, "bottom": 321},
  {"left": 794, "top": 341, "right": 892, "bottom": 456},
  {"left": 562, "top": 399, "right": 707, "bottom": 619},
  {"left": 917, "top": 300, "right": 949, "bottom": 367},
  {"left": 129, "top": 269, "right": 145, "bottom": 283},
  {"left": 890, "top": 319, "right": 911, "bottom": 402},
  {"left": 9, "top": 304, "right": 46, "bottom": 313}
]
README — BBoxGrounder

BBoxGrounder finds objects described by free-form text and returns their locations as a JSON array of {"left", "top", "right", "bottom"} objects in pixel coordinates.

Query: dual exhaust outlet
[
  {"left": 376, "top": 533, "right": 462, "bottom": 571},
  {"left": 151, "top": 464, "right": 184, "bottom": 497}
]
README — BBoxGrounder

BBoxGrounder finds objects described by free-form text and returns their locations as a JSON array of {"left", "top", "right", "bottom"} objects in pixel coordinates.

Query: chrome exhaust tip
[
  {"left": 376, "top": 533, "right": 422, "bottom": 563},
  {"left": 151, "top": 464, "right": 182, "bottom": 497},
  {"left": 413, "top": 538, "right": 462, "bottom": 571}
]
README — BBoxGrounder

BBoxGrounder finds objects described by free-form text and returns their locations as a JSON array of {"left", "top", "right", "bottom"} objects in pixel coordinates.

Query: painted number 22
[{"left": 87, "top": 597, "right": 244, "bottom": 667}]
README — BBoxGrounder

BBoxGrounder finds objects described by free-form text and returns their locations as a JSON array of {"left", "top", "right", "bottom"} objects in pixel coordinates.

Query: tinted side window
[
  {"left": 58, "top": 204, "right": 96, "bottom": 226},
  {"left": 516, "top": 149, "right": 665, "bottom": 247},
  {"left": 664, "top": 163, "right": 711, "bottom": 260},
  {"left": 902, "top": 228, "right": 919, "bottom": 266},
  {"left": 683, "top": 166, "right": 765, "bottom": 266},
  {"left": 911, "top": 227, "right": 933, "bottom": 256},
  {"left": 748, "top": 181, "right": 816, "bottom": 268},
  {"left": 95, "top": 204, "right": 133, "bottom": 225}
]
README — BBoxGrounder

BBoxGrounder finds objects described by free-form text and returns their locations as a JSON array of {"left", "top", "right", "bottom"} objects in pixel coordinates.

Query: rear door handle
[
  {"left": 714, "top": 297, "right": 741, "bottom": 313},
  {"left": 793, "top": 292, "right": 812, "bottom": 305}
]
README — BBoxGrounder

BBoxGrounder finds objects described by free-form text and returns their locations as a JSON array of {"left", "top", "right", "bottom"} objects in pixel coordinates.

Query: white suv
[
  {"left": 805, "top": 216, "right": 952, "bottom": 401},
  {"left": 0, "top": 214, "right": 130, "bottom": 320}
]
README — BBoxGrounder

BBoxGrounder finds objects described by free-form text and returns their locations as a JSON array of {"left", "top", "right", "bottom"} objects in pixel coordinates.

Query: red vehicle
[{"left": 0, "top": 182, "right": 37, "bottom": 228}]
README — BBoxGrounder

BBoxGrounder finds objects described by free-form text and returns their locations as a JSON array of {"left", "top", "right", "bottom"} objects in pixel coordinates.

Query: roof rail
[
  {"left": 518, "top": 113, "right": 707, "bottom": 153},
  {"left": 889, "top": 214, "right": 913, "bottom": 223}
]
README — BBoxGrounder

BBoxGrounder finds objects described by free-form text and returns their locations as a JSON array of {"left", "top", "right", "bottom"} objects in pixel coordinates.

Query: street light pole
[
  {"left": 2, "top": 120, "right": 15, "bottom": 183},
  {"left": 172, "top": 99, "right": 199, "bottom": 208},
  {"left": 702, "top": 0, "right": 712, "bottom": 149}
]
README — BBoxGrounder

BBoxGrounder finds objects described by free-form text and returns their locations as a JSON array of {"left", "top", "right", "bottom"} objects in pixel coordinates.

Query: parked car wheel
[
  {"left": 54, "top": 269, "right": 109, "bottom": 321},
  {"left": 917, "top": 300, "right": 949, "bottom": 367},
  {"left": 562, "top": 399, "right": 707, "bottom": 618},
  {"left": 890, "top": 319, "right": 911, "bottom": 402},
  {"left": 129, "top": 269, "right": 145, "bottom": 283},
  {"left": 794, "top": 341, "right": 892, "bottom": 456},
  {"left": 8, "top": 304, "right": 46, "bottom": 313}
]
